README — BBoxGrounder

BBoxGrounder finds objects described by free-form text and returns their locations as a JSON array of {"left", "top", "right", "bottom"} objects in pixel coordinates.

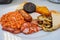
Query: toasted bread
[
  {"left": 51, "top": 10, "right": 60, "bottom": 29},
  {"left": 43, "top": 10, "right": 60, "bottom": 31},
  {"left": 16, "top": 2, "right": 27, "bottom": 10}
]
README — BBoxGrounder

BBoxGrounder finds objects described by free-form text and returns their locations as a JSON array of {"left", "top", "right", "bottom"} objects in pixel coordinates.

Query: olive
[{"left": 23, "top": 2, "right": 36, "bottom": 13}]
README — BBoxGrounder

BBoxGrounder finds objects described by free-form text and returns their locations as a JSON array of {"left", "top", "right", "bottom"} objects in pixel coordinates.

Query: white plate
[{"left": 0, "top": 5, "right": 60, "bottom": 40}]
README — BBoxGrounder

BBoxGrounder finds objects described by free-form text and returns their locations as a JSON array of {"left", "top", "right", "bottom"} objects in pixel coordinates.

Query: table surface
[{"left": 0, "top": 0, "right": 60, "bottom": 40}]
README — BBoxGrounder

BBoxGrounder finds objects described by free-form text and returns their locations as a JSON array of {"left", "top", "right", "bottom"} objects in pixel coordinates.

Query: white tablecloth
[{"left": 4, "top": 32, "right": 22, "bottom": 40}]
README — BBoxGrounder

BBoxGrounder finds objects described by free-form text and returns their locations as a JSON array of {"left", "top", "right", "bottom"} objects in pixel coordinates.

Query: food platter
[
  {"left": 0, "top": 2, "right": 60, "bottom": 40},
  {"left": 0, "top": 5, "right": 50, "bottom": 38}
]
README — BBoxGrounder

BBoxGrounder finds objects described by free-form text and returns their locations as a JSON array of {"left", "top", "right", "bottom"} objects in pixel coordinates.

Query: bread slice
[
  {"left": 16, "top": 2, "right": 27, "bottom": 10},
  {"left": 51, "top": 10, "right": 60, "bottom": 29},
  {"left": 42, "top": 10, "right": 60, "bottom": 31}
]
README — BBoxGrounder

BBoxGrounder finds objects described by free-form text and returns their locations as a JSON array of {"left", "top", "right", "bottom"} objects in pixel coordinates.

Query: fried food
[
  {"left": 1, "top": 2, "right": 60, "bottom": 34},
  {"left": 23, "top": 2, "right": 36, "bottom": 13},
  {"left": 37, "top": 10, "right": 60, "bottom": 31},
  {"left": 37, "top": 15, "right": 52, "bottom": 31},
  {"left": 17, "top": 2, "right": 50, "bottom": 16},
  {"left": 19, "top": 9, "right": 32, "bottom": 22},
  {"left": 36, "top": 6, "right": 50, "bottom": 16},
  {"left": 0, "top": 11, "right": 25, "bottom": 34}
]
